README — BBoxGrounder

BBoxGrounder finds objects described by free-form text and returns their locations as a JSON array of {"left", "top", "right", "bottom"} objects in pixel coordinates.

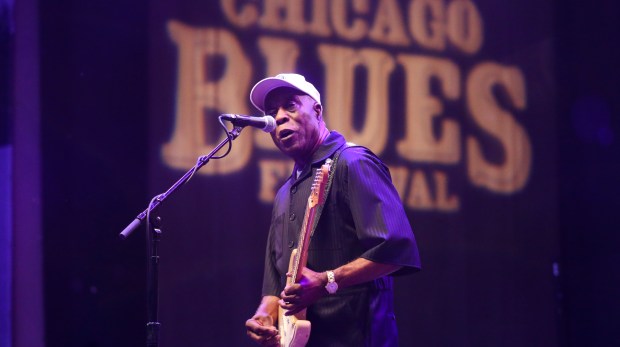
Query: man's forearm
[
  {"left": 255, "top": 295, "right": 280, "bottom": 322},
  {"left": 331, "top": 258, "right": 402, "bottom": 289}
]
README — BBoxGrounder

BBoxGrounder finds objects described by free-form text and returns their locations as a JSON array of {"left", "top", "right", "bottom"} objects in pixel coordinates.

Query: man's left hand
[{"left": 279, "top": 267, "right": 327, "bottom": 315}]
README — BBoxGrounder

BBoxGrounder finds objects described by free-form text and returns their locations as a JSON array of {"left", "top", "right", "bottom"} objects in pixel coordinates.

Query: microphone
[{"left": 220, "top": 114, "right": 276, "bottom": 132}]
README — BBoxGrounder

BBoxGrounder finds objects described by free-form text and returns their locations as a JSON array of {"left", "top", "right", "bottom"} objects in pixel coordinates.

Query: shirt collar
[
  {"left": 291, "top": 131, "right": 346, "bottom": 182},
  {"left": 309, "top": 131, "right": 346, "bottom": 165}
]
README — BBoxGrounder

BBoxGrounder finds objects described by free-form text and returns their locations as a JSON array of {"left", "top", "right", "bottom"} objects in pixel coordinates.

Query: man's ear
[{"left": 314, "top": 103, "right": 322, "bottom": 118}]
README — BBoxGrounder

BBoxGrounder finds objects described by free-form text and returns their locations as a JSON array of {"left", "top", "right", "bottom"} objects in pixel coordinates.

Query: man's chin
[{"left": 281, "top": 146, "right": 303, "bottom": 161}]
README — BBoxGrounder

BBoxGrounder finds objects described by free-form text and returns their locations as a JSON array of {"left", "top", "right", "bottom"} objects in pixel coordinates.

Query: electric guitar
[{"left": 278, "top": 159, "right": 332, "bottom": 347}]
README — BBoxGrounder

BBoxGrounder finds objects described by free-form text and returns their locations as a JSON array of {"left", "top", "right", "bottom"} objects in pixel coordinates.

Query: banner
[{"left": 148, "top": 1, "right": 558, "bottom": 345}]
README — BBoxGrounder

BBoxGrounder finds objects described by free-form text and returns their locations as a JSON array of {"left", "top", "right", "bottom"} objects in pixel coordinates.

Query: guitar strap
[{"left": 310, "top": 142, "right": 356, "bottom": 237}]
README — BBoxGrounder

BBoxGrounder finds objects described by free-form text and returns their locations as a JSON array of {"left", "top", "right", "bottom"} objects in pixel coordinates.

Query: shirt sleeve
[{"left": 340, "top": 147, "right": 421, "bottom": 275}]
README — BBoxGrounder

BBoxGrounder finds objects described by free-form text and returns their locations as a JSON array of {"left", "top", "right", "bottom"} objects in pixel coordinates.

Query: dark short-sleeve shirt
[{"left": 262, "top": 131, "right": 421, "bottom": 347}]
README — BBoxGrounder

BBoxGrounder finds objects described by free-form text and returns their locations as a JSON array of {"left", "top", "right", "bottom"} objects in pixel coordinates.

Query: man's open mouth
[{"left": 279, "top": 129, "right": 294, "bottom": 140}]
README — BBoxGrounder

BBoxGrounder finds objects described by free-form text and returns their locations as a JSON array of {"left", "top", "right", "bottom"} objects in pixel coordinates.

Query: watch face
[{"left": 326, "top": 282, "right": 338, "bottom": 294}]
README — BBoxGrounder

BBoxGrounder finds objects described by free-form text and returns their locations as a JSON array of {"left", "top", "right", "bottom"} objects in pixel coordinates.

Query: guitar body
[
  {"left": 278, "top": 161, "right": 331, "bottom": 347},
  {"left": 278, "top": 251, "right": 311, "bottom": 347}
]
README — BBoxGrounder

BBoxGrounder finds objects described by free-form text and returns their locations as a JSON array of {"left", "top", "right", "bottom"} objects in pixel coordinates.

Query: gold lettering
[
  {"left": 219, "top": 0, "right": 482, "bottom": 55},
  {"left": 396, "top": 54, "right": 461, "bottom": 163},
  {"left": 307, "top": 0, "right": 332, "bottom": 37},
  {"left": 447, "top": 0, "right": 483, "bottom": 54},
  {"left": 433, "top": 170, "right": 459, "bottom": 211},
  {"left": 409, "top": 0, "right": 446, "bottom": 51},
  {"left": 163, "top": 21, "right": 253, "bottom": 174},
  {"left": 258, "top": 159, "right": 294, "bottom": 202},
  {"left": 369, "top": 0, "right": 411, "bottom": 46},
  {"left": 259, "top": 0, "right": 306, "bottom": 34},
  {"left": 406, "top": 170, "right": 434, "bottom": 210},
  {"left": 220, "top": 0, "right": 259, "bottom": 28},
  {"left": 331, "top": 0, "right": 369, "bottom": 41},
  {"left": 318, "top": 44, "right": 395, "bottom": 155},
  {"left": 466, "top": 62, "right": 531, "bottom": 193}
]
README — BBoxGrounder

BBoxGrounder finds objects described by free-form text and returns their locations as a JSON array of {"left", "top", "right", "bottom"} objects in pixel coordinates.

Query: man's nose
[{"left": 274, "top": 107, "right": 289, "bottom": 125}]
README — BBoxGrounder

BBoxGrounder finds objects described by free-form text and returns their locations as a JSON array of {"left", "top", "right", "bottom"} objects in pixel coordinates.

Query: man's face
[{"left": 264, "top": 87, "right": 323, "bottom": 163}]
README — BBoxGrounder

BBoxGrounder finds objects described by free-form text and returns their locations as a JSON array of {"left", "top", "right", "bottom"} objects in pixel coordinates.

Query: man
[{"left": 245, "top": 73, "right": 421, "bottom": 346}]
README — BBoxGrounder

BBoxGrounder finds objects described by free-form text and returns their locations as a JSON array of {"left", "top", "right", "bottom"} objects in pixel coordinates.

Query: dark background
[
  {"left": 18, "top": 0, "right": 619, "bottom": 346},
  {"left": 40, "top": 1, "right": 148, "bottom": 346},
  {"left": 555, "top": 1, "right": 620, "bottom": 346}
]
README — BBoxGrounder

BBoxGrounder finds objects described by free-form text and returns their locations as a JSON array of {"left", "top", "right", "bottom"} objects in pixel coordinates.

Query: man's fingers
[
  {"left": 284, "top": 306, "right": 302, "bottom": 316},
  {"left": 246, "top": 318, "right": 278, "bottom": 343},
  {"left": 279, "top": 298, "right": 306, "bottom": 316},
  {"left": 280, "top": 292, "right": 299, "bottom": 304},
  {"left": 281, "top": 284, "right": 302, "bottom": 297}
]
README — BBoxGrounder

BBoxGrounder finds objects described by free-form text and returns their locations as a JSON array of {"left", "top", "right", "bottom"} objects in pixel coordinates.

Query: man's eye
[{"left": 285, "top": 103, "right": 296, "bottom": 111}]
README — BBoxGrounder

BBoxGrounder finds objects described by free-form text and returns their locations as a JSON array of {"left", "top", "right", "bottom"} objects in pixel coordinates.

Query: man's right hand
[{"left": 245, "top": 313, "right": 280, "bottom": 346}]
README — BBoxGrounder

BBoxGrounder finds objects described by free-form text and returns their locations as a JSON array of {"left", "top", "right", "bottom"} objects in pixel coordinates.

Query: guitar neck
[
  {"left": 290, "top": 204, "right": 316, "bottom": 284},
  {"left": 288, "top": 160, "right": 331, "bottom": 285}
]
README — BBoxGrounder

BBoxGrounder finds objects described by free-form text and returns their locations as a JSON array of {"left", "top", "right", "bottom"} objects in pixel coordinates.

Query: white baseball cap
[{"left": 250, "top": 73, "right": 321, "bottom": 114}]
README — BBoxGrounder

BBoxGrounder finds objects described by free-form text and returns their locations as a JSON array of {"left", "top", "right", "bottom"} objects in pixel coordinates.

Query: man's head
[
  {"left": 250, "top": 74, "right": 328, "bottom": 165},
  {"left": 250, "top": 73, "right": 321, "bottom": 114}
]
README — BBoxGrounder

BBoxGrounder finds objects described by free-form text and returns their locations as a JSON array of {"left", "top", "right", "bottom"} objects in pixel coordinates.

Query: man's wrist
[{"left": 324, "top": 270, "right": 339, "bottom": 294}]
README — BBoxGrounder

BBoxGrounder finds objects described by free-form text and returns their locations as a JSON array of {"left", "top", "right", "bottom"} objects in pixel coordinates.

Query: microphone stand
[{"left": 119, "top": 124, "right": 245, "bottom": 347}]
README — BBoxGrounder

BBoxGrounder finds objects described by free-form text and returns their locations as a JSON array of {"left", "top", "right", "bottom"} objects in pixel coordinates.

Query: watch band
[
  {"left": 327, "top": 270, "right": 335, "bottom": 283},
  {"left": 325, "top": 270, "right": 338, "bottom": 294}
]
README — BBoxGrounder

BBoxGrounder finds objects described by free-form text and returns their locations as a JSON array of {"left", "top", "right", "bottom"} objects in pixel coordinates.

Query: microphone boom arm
[{"left": 118, "top": 124, "right": 244, "bottom": 240}]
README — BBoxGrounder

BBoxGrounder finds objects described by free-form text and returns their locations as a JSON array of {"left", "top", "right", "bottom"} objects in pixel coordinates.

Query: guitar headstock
[{"left": 308, "top": 159, "right": 332, "bottom": 208}]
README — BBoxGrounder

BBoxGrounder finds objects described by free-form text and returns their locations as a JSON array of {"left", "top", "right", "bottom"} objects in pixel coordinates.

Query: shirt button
[
  {"left": 288, "top": 241, "right": 295, "bottom": 248},
  {"left": 289, "top": 213, "right": 296, "bottom": 221},
  {"left": 291, "top": 186, "right": 297, "bottom": 194}
]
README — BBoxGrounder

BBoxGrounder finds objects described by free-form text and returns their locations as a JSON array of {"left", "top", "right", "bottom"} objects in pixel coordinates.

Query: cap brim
[{"left": 250, "top": 77, "right": 300, "bottom": 113}]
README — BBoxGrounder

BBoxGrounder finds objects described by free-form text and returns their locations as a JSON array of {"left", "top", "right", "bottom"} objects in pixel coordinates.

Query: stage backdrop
[{"left": 147, "top": 1, "right": 558, "bottom": 346}]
